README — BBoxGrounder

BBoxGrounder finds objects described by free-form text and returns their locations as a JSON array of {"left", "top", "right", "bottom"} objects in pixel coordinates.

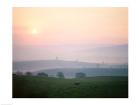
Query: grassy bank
[{"left": 13, "top": 75, "right": 128, "bottom": 98}]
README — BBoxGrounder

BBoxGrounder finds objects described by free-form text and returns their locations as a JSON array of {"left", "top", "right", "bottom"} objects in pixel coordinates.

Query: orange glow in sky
[
  {"left": 13, "top": 7, "right": 128, "bottom": 46},
  {"left": 13, "top": 7, "right": 128, "bottom": 63}
]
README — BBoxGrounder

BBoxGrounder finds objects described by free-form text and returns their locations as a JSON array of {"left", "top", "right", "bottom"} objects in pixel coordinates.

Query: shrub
[{"left": 74, "top": 81, "right": 80, "bottom": 85}]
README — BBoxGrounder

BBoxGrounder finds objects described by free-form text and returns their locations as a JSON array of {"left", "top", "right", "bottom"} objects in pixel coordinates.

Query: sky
[{"left": 13, "top": 7, "right": 128, "bottom": 64}]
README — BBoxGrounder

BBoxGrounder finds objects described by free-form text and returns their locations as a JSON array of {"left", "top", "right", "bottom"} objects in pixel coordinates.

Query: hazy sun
[{"left": 31, "top": 28, "right": 38, "bottom": 35}]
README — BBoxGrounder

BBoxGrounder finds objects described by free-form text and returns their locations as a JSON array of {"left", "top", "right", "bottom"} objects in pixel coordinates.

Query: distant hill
[
  {"left": 13, "top": 60, "right": 127, "bottom": 72},
  {"left": 13, "top": 60, "right": 97, "bottom": 72}
]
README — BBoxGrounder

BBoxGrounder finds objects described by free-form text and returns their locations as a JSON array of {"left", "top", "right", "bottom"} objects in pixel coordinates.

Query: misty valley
[
  {"left": 13, "top": 60, "right": 128, "bottom": 98},
  {"left": 13, "top": 7, "right": 128, "bottom": 98}
]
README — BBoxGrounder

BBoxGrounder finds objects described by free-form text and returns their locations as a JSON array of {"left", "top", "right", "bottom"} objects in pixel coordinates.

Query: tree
[
  {"left": 25, "top": 72, "right": 32, "bottom": 76},
  {"left": 15, "top": 71, "right": 23, "bottom": 76},
  {"left": 75, "top": 72, "right": 86, "bottom": 78},
  {"left": 37, "top": 72, "right": 48, "bottom": 77},
  {"left": 56, "top": 72, "right": 64, "bottom": 78}
]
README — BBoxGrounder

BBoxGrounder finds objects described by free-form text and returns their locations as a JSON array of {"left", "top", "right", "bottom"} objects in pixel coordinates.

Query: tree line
[{"left": 13, "top": 71, "right": 86, "bottom": 78}]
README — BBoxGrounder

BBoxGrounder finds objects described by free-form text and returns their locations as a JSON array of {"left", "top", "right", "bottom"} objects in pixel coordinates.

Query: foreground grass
[{"left": 13, "top": 75, "right": 128, "bottom": 98}]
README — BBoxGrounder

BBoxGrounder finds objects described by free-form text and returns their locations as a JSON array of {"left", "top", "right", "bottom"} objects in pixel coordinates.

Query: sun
[{"left": 31, "top": 28, "right": 38, "bottom": 35}]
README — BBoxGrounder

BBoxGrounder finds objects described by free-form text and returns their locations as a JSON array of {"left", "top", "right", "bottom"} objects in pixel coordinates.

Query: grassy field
[{"left": 13, "top": 75, "right": 128, "bottom": 98}]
